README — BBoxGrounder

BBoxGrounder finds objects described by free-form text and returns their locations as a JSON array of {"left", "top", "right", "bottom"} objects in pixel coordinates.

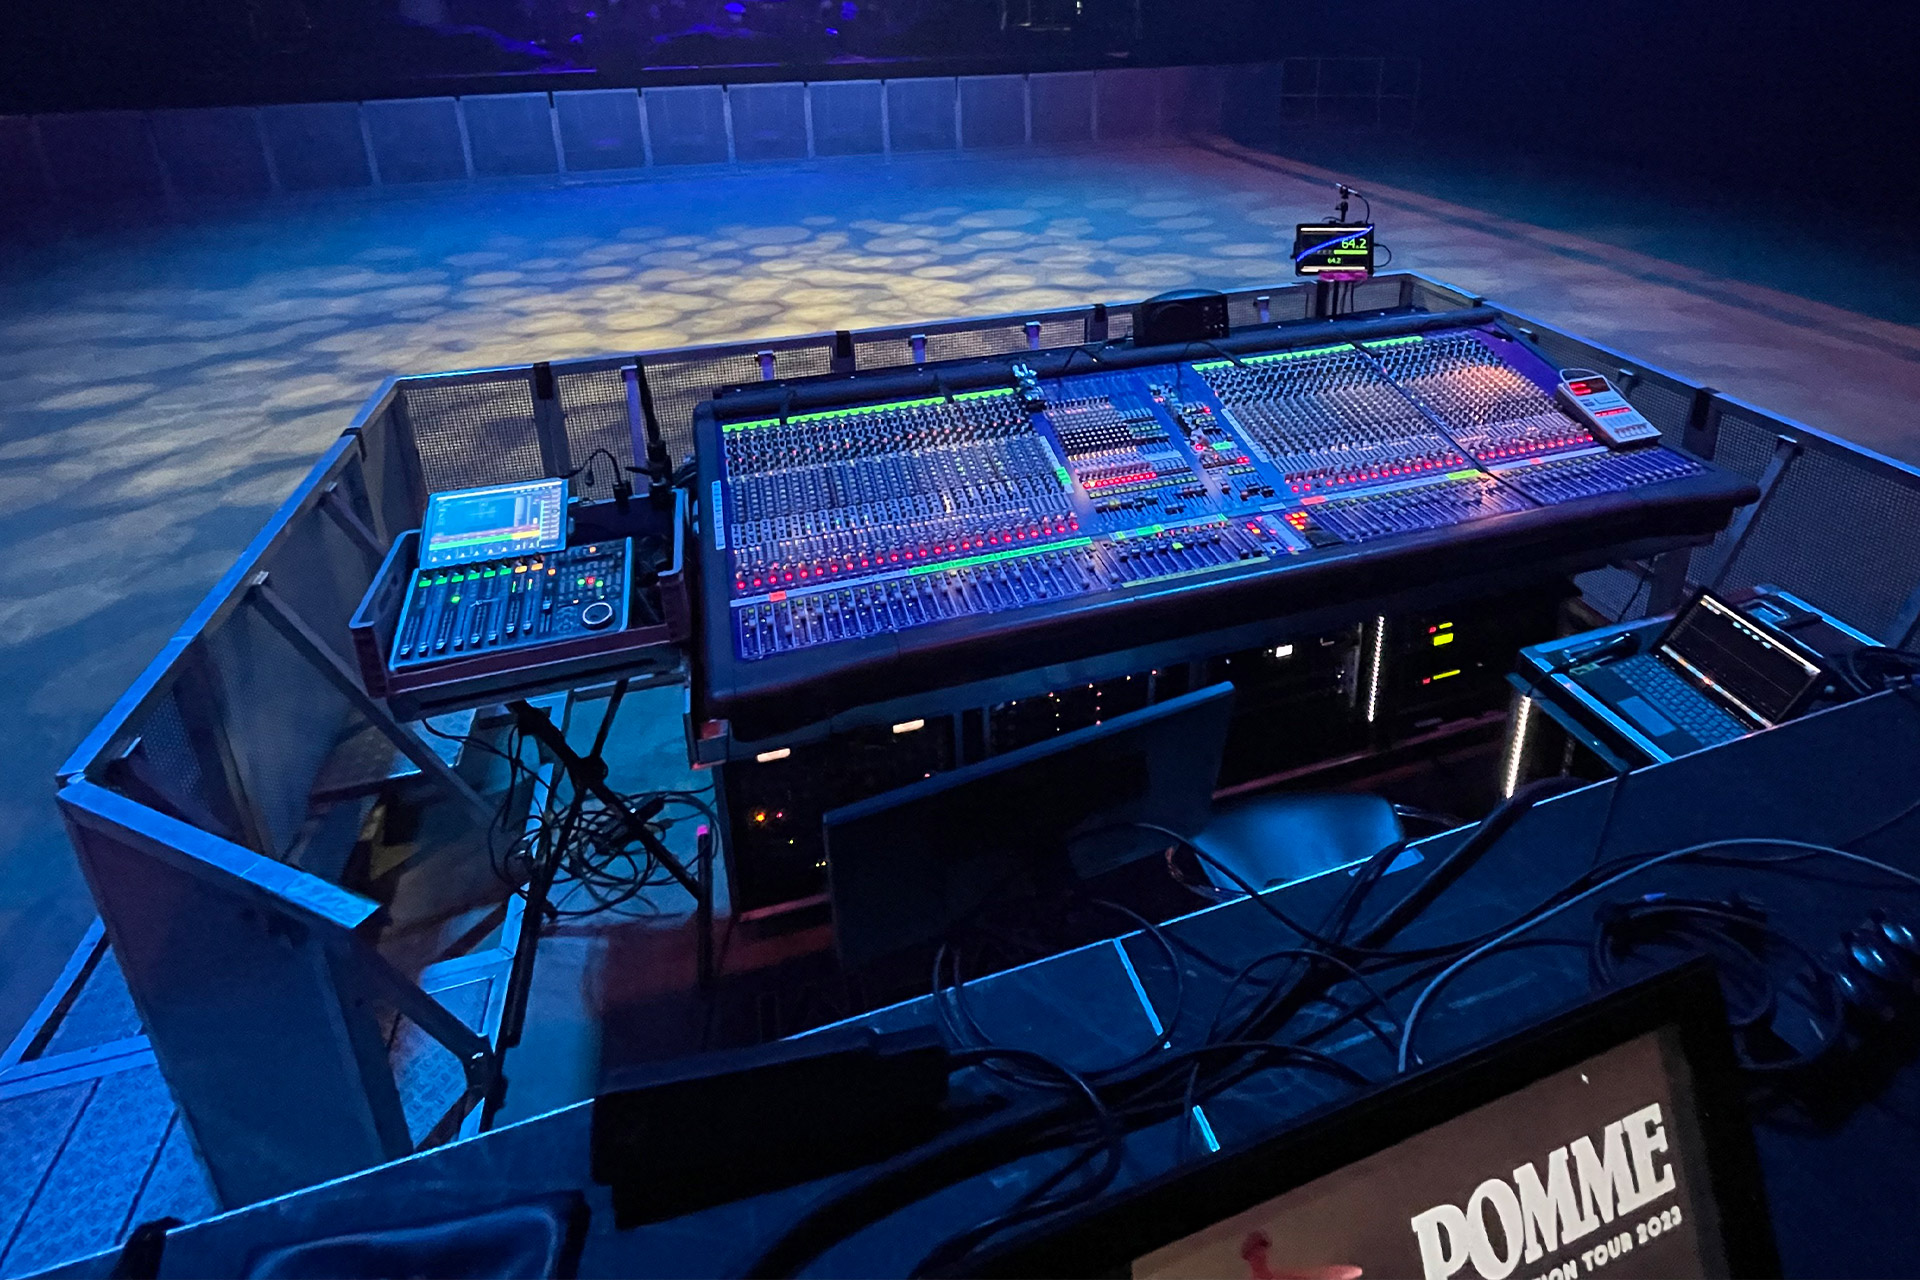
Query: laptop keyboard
[{"left": 1609, "top": 654, "right": 1748, "bottom": 745}]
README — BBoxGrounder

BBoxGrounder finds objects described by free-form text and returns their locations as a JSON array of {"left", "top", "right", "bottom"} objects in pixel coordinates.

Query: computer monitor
[
  {"left": 823, "top": 683, "right": 1236, "bottom": 969},
  {"left": 419, "top": 478, "right": 569, "bottom": 569},
  {"left": 969, "top": 962, "right": 1776, "bottom": 1279},
  {"left": 1659, "top": 590, "right": 1825, "bottom": 727}
]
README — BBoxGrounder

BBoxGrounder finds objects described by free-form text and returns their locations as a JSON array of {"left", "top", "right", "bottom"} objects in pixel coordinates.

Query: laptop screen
[{"left": 1659, "top": 592, "right": 1823, "bottom": 726}]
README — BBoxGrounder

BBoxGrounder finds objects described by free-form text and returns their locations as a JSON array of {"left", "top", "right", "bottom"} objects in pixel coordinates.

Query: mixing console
[
  {"left": 1492, "top": 446, "right": 1705, "bottom": 505},
  {"left": 696, "top": 315, "right": 1756, "bottom": 732},
  {"left": 1194, "top": 344, "right": 1470, "bottom": 497},
  {"left": 1301, "top": 473, "right": 1534, "bottom": 545},
  {"left": 1368, "top": 330, "right": 1595, "bottom": 464},
  {"left": 720, "top": 392, "right": 1075, "bottom": 597},
  {"left": 391, "top": 540, "right": 630, "bottom": 670}
]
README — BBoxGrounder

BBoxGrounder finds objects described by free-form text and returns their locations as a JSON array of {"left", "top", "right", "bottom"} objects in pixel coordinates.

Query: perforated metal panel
[
  {"left": 645, "top": 351, "right": 773, "bottom": 462},
  {"left": 959, "top": 76, "right": 1026, "bottom": 149},
  {"left": 364, "top": 97, "right": 467, "bottom": 184},
  {"left": 886, "top": 78, "right": 958, "bottom": 153},
  {"left": 461, "top": 93, "right": 558, "bottom": 177},
  {"left": 1713, "top": 434, "right": 1920, "bottom": 639},
  {"left": 206, "top": 517, "right": 373, "bottom": 856},
  {"left": 150, "top": 108, "right": 273, "bottom": 198},
  {"left": 645, "top": 86, "right": 729, "bottom": 166},
  {"left": 728, "top": 83, "right": 809, "bottom": 161},
  {"left": 0, "top": 116, "right": 52, "bottom": 225},
  {"left": 1624, "top": 378, "right": 1692, "bottom": 447},
  {"left": 1686, "top": 406, "right": 1776, "bottom": 586},
  {"left": 128, "top": 693, "right": 216, "bottom": 832},
  {"left": 260, "top": 102, "right": 372, "bottom": 190},
  {"left": 36, "top": 111, "right": 165, "bottom": 202},
  {"left": 403, "top": 376, "right": 547, "bottom": 493},
  {"left": 852, "top": 335, "right": 917, "bottom": 371},
  {"left": 1095, "top": 69, "right": 1159, "bottom": 141},
  {"left": 1349, "top": 277, "right": 1404, "bottom": 313},
  {"left": 558, "top": 368, "right": 637, "bottom": 502},
  {"left": 1408, "top": 279, "right": 1476, "bottom": 313},
  {"left": 554, "top": 89, "right": 646, "bottom": 171},
  {"left": 1031, "top": 72, "right": 1095, "bottom": 144},
  {"left": 1576, "top": 565, "right": 1653, "bottom": 623},
  {"left": 809, "top": 80, "right": 884, "bottom": 156}
]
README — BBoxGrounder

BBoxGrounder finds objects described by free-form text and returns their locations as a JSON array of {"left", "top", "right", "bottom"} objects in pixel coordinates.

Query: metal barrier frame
[
  {"left": 0, "top": 61, "right": 1427, "bottom": 225},
  {"left": 51, "top": 268, "right": 1920, "bottom": 1211}
]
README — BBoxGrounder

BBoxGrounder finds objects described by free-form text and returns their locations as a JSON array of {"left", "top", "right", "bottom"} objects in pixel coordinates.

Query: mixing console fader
[
  {"left": 391, "top": 540, "right": 630, "bottom": 671},
  {"left": 1368, "top": 330, "right": 1596, "bottom": 464},
  {"left": 721, "top": 391, "right": 1076, "bottom": 597},
  {"left": 696, "top": 312, "right": 1758, "bottom": 734},
  {"left": 1195, "top": 344, "right": 1470, "bottom": 498}
]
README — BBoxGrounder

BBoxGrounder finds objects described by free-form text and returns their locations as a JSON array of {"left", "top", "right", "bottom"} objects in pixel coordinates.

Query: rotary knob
[{"left": 581, "top": 600, "right": 616, "bottom": 630}]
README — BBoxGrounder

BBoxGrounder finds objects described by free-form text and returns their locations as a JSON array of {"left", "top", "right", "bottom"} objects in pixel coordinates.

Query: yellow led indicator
[
  {"left": 1432, "top": 668, "right": 1461, "bottom": 681},
  {"left": 1433, "top": 633, "right": 1455, "bottom": 647}
]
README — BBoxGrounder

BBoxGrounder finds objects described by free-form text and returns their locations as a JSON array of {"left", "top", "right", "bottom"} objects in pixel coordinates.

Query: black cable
[
  {"left": 1612, "top": 560, "right": 1656, "bottom": 622},
  {"left": 938, "top": 899, "right": 1185, "bottom": 1082},
  {"left": 1590, "top": 897, "right": 1848, "bottom": 1072},
  {"left": 750, "top": 780, "right": 1920, "bottom": 1274},
  {"left": 741, "top": 1048, "right": 1113, "bottom": 1279}
]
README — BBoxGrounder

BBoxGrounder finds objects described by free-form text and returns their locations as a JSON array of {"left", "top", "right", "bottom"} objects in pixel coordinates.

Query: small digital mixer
[
  {"left": 390, "top": 540, "right": 630, "bottom": 671},
  {"left": 695, "top": 312, "right": 1757, "bottom": 735},
  {"left": 385, "top": 479, "right": 631, "bottom": 673}
]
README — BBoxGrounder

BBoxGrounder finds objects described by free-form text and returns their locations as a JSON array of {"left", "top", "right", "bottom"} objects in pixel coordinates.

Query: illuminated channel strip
[{"left": 726, "top": 509, "right": 1252, "bottom": 611}]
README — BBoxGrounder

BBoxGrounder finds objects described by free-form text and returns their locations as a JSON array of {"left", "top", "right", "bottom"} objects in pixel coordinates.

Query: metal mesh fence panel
[
  {"left": 557, "top": 368, "right": 634, "bottom": 503},
  {"left": 1714, "top": 435, "right": 1920, "bottom": 640},
  {"left": 402, "top": 376, "right": 546, "bottom": 493}
]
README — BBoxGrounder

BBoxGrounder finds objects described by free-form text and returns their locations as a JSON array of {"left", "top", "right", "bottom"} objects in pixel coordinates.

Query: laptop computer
[{"left": 1573, "top": 589, "right": 1827, "bottom": 756}]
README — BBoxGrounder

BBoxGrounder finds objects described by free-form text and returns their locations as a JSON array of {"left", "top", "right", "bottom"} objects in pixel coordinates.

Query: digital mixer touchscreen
[{"left": 419, "top": 478, "right": 568, "bottom": 569}]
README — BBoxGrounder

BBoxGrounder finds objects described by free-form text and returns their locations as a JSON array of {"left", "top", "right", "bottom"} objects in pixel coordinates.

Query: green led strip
[
  {"left": 789, "top": 396, "right": 946, "bottom": 425},
  {"left": 1194, "top": 342, "right": 1354, "bottom": 373},
  {"left": 723, "top": 394, "right": 967, "bottom": 432},
  {"left": 1444, "top": 468, "right": 1484, "bottom": 481},
  {"left": 1113, "top": 516, "right": 1228, "bottom": 540},
  {"left": 904, "top": 536, "right": 1093, "bottom": 576},
  {"left": 1365, "top": 335, "right": 1424, "bottom": 349},
  {"left": 953, "top": 388, "right": 1015, "bottom": 401}
]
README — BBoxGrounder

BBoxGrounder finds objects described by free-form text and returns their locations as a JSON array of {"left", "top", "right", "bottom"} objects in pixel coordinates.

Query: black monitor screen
[
  {"left": 1660, "top": 592, "right": 1823, "bottom": 726},
  {"left": 1136, "top": 1028, "right": 1722, "bottom": 1279}
]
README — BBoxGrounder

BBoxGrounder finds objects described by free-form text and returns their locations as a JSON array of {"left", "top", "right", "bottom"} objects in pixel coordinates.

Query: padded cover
[
  {"left": 244, "top": 1196, "right": 584, "bottom": 1279},
  {"left": 1191, "top": 792, "right": 1403, "bottom": 892}
]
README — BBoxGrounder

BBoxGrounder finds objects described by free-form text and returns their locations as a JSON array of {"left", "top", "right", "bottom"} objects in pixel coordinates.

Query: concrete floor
[{"left": 4, "top": 136, "right": 1920, "bottom": 1049}]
